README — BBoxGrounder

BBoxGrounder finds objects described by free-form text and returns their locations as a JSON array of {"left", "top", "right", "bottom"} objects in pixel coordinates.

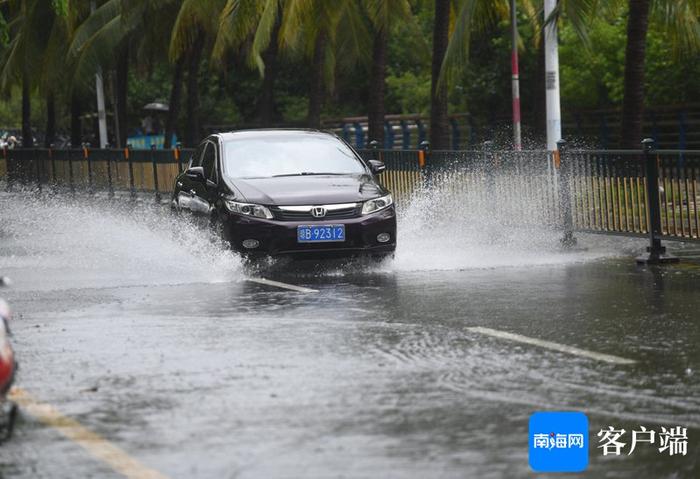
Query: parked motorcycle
[{"left": 0, "top": 276, "right": 17, "bottom": 441}]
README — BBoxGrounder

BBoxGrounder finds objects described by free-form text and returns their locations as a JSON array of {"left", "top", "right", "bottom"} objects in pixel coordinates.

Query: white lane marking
[
  {"left": 467, "top": 326, "right": 636, "bottom": 365},
  {"left": 9, "top": 388, "right": 170, "bottom": 479},
  {"left": 246, "top": 277, "right": 319, "bottom": 293}
]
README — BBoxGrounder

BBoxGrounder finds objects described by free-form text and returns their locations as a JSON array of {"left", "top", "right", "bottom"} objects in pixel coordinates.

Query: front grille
[{"left": 272, "top": 205, "right": 360, "bottom": 221}]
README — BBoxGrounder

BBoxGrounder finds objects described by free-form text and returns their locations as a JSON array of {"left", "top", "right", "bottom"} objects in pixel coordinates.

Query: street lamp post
[
  {"left": 544, "top": 0, "right": 562, "bottom": 151},
  {"left": 91, "top": 1, "right": 108, "bottom": 149},
  {"left": 510, "top": 0, "right": 522, "bottom": 151}
]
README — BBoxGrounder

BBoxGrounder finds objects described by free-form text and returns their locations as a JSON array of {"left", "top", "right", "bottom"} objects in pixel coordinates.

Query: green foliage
[
  {"left": 1, "top": 0, "right": 700, "bottom": 139},
  {"left": 559, "top": 13, "right": 700, "bottom": 110},
  {"left": 559, "top": 17, "right": 626, "bottom": 109},
  {"left": 386, "top": 71, "right": 431, "bottom": 114}
]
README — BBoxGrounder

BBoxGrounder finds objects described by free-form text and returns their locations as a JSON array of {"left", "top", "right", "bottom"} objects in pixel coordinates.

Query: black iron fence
[{"left": 2, "top": 140, "right": 698, "bottom": 262}]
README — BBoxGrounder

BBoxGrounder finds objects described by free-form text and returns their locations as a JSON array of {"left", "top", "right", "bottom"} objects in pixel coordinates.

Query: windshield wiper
[{"left": 271, "top": 172, "right": 349, "bottom": 177}]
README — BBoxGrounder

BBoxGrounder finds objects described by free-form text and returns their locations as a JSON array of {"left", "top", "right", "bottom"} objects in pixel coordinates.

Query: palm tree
[
  {"left": 364, "top": 0, "right": 411, "bottom": 144},
  {"left": 620, "top": 0, "right": 650, "bottom": 148},
  {"left": 435, "top": 0, "right": 606, "bottom": 147},
  {"left": 70, "top": 0, "right": 185, "bottom": 146},
  {"left": 277, "top": 0, "right": 370, "bottom": 128},
  {"left": 170, "top": 0, "right": 226, "bottom": 145},
  {"left": 430, "top": 0, "right": 451, "bottom": 149},
  {"left": 214, "top": 0, "right": 281, "bottom": 124},
  {"left": 0, "top": 0, "right": 64, "bottom": 147},
  {"left": 620, "top": 1, "right": 700, "bottom": 148},
  {"left": 432, "top": 0, "right": 507, "bottom": 149}
]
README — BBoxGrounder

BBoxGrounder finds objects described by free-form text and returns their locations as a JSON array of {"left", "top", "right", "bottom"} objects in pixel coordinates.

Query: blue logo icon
[{"left": 529, "top": 412, "right": 589, "bottom": 472}]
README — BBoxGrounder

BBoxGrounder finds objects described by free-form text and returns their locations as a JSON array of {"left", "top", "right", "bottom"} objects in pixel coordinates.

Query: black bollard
[
  {"left": 636, "top": 138, "right": 678, "bottom": 264},
  {"left": 126, "top": 145, "right": 136, "bottom": 200},
  {"left": 151, "top": 144, "right": 161, "bottom": 203}
]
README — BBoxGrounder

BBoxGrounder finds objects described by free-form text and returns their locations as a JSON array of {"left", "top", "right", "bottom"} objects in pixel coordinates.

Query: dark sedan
[{"left": 172, "top": 130, "right": 396, "bottom": 258}]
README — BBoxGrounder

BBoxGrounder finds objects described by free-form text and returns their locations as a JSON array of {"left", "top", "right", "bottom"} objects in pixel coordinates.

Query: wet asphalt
[{"left": 0, "top": 190, "right": 699, "bottom": 478}]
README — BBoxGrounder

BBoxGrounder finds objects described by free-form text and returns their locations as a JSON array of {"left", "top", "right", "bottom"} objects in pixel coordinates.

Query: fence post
[
  {"left": 2, "top": 147, "right": 6, "bottom": 191},
  {"left": 416, "top": 120, "right": 426, "bottom": 146},
  {"left": 419, "top": 140, "right": 430, "bottom": 188},
  {"left": 369, "top": 139, "right": 379, "bottom": 163},
  {"left": 557, "top": 139, "right": 576, "bottom": 247},
  {"left": 126, "top": 144, "right": 136, "bottom": 199},
  {"left": 400, "top": 120, "right": 410, "bottom": 149},
  {"left": 33, "top": 148, "right": 42, "bottom": 192},
  {"left": 636, "top": 138, "right": 678, "bottom": 264},
  {"left": 353, "top": 122, "right": 365, "bottom": 149},
  {"left": 50, "top": 144, "right": 57, "bottom": 186},
  {"left": 151, "top": 144, "right": 161, "bottom": 203},
  {"left": 106, "top": 147, "right": 114, "bottom": 198},
  {"left": 84, "top": 143, "right": 93, "bottom": 194},
  {"left": 385, "top": 121, "right": 395, "bottom": 149},
  {"left": 450, "top": 118, "right": 460, "bottom": 150},
  {"left": 175, "top": 142, "right": 183, "bottom": 173},
  {"left": 68, "top": 147, "right": 75, "bottom": 195}
]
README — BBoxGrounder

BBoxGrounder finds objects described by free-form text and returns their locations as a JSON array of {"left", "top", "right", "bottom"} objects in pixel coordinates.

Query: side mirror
[
  {"left": 185, "top": 166, "right": 205, "bottom": 182},
  {"left": 369, "top": 159, "right": 386, "bottom": 175}
]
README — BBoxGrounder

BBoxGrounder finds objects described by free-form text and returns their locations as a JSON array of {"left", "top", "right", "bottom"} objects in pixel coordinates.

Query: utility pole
[
  {"left": 543, "top": 0, "right": 562, "bottom": 151},
  {"left": 510, "top": 0, "right": 522, "bottom": 150},
  {"left": 91, "top": 1, "right": 108, "bottom": 148}
]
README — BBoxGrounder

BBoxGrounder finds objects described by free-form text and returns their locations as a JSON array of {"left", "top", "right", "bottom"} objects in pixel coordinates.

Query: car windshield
[{"left": 222, "top": 135, "right": 367, "bottom": 179}]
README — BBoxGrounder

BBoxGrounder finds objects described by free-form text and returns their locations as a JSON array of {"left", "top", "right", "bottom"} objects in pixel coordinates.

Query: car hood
[{"left": 229, "top": 174, "right": 385, "bottom": 206}]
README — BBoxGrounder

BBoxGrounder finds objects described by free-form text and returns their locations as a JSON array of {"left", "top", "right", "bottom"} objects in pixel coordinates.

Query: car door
[
  {"left": 196, "top": 139, "right": 219, "bottom": 214},
  {"left": 175, "top": 142, "right": 205, "bottom": 213}
]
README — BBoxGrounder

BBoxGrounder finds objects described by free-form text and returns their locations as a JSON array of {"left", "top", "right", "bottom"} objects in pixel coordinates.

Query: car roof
[{"left": 216, "top": 129, "right": 339, "bottom": 142}]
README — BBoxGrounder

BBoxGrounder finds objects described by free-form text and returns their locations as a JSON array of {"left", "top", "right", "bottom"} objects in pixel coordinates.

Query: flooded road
[{"left": 1, "top": 191, "right": 699, "bottom": 478}]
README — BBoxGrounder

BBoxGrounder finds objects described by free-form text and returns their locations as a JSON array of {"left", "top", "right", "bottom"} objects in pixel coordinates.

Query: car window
[
  {"left": 222, "top": 135, "right": 366, "bottom": 179},
  {"left": 190, "top": 143, "right": 205, "bottom": 168},
  {"left": 202, "top": 142, "right": 217, "bottom": 182}
]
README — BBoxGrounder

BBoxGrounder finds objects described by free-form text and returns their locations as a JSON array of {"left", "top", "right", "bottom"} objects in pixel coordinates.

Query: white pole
[
  {"left": 543, "top": 0, "right": 561, "bottom": 151},
  {"left": 91, "top": 1, "right": 108, "bottom": 148},
  {"left": 510, "top": 0, "right": 522, "bottom": 150}
]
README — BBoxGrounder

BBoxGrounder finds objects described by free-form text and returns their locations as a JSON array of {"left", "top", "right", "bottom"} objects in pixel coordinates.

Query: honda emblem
[{"left": 311, "top": 206, "right": 327, "bottom": 218}]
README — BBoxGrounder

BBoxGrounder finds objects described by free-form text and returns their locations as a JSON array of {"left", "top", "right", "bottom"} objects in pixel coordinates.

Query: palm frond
[{"left": 652, "top": 0, "right": 700, "bottom": 56}]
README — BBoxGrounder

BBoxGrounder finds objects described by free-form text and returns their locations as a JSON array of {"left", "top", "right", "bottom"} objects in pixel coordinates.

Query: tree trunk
[
  {"left": 430, "top": 0, "right": 450, "bottom": 149},
  {"left": 532, "top": 30, "right": 547, "bottom": 145},
  {"left": 185, "top": 33, "right": 204, "bottom": 147},
  {"left": 257, "top": 13, "right": 281, "bottom": 125},
  {"left": 620, "top": 0, "right": 651, "bottom": 149},
  {"left": 368, "top": 26, "right": 388, "bottom": 145},
  {"left": 45, "top": 93, "right": 56, "bottom": 147},
  {"left": 70, "top": 92, "right": 82, "bottom": 147},
  {"left": 115, "top": 44, "right": 129, "bottom": 147},
  {"left": 307, "top": 32, "right": 327, "bottom": 129},
  {"left": 21, "top": 73, "right": 32, "bottom": 147},
  {"left": 164, "top": 56, "right": 185, "bottom": 149}
]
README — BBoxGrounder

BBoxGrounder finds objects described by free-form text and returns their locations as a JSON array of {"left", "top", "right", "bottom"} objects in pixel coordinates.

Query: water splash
[
  {"left": 0, "top": 171, "right": 640, "bottom": 289},
  {"left": 388, "top": 170, "right": 636, "bottom": 272},
  {"left": 0, "top": 190, "right": 242, "bottom": 291}
]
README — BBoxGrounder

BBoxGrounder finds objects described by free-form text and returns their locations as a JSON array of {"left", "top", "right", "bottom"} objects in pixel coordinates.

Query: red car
[{"left": 0, "top": 295, "right": 17, "bottom": 440}]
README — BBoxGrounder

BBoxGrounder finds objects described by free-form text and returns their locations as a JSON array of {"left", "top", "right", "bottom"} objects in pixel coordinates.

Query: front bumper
[{"left": 222, "top": 206, "right": 396, "bottom": 257}]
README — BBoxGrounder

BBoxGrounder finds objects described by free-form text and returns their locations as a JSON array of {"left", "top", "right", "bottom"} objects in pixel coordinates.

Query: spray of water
[
  {"left": 389, "top": 168, "right": 634, "bottom": 272},
  {"left": 0, "top": 170, "right": 635, "bottom": 290},
  {"left": 0, "top": 190, "right": 242, "bottom": 291}
]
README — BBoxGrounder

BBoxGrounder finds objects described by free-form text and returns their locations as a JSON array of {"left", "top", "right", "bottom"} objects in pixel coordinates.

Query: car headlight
[
  {"left": 361, "top": 194, "right": 393, "bottom": 215},
  {"left": 224, "top": 200, "right": 273, "bottom": 219}
]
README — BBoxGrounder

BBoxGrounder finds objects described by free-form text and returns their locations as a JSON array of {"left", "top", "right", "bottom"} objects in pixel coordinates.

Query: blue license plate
[{"left": 297, "top": 225, "right": 346, "bottom": 243}]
